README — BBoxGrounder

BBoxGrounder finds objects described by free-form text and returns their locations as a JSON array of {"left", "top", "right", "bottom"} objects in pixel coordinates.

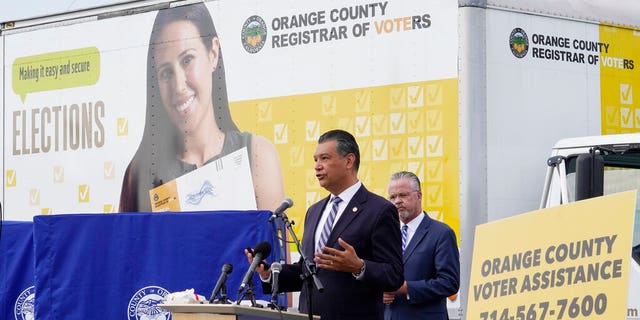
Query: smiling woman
[{"left": 118, "top": 3, "right": 284, "bottom": 213}]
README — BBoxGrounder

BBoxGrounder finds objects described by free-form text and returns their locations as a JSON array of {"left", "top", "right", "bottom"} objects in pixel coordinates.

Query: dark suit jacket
[
  {"left": 386, "top": 213, "right": 460, "bottom": 320},
  {"left": 265, "top": 185, "right": 403, "bottom": 320}
]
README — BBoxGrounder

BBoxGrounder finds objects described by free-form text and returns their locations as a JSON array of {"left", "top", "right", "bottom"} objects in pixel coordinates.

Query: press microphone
[
  {"left": 270, "top": 262, "right": 282, "bottom": 305},
  {"left": 209, "top": 263, "right": 233, "bottom": 303},
  {"left": 239, "top": 241, "right": 272, "bottom": 293},
  {"left": 269, "top": 198, "right": 293, "bottom": 221}
]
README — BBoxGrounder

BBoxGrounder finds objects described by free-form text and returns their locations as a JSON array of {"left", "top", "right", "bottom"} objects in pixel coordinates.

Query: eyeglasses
[{"left": 388, "top": 191, "right": 417, "bottom": 201}]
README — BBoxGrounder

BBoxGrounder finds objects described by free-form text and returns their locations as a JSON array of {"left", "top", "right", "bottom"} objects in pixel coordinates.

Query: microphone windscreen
[
  {"left": 254, "top": 241, "right": 272, "bottom": 257},
  {"left": 222, "top": 263, "right": 233, "bottom": 274}
]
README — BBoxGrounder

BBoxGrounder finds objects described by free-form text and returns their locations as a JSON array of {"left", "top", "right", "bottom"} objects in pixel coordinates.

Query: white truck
[
  {"left": 454, "top": 1, "right": 640, "bottom": 319},
  {"left": 1, "top": 0, "right": 639, "bottom": 319},
  {"left": 538, "top": 134, "right": 640, "bottom": 320}
]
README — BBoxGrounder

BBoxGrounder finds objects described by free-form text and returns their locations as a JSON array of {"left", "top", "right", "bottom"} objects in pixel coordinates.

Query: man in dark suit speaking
[
  {"left": 249, "top": 129, "right": 403, "bottom": 319},
  {"left": 384, "top": 171, "right": 460, "bottom": 320}
]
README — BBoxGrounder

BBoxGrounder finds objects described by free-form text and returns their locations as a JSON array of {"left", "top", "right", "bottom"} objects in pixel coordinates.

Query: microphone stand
[
  {"left": 236, "top": 280, "right": 261, "bottom": 308},
  {"left": 275, "top": 210, "right": 323, "bottom": 320},
  {"left": 214, "top": 284, "right": 231, "bottom": 304}
]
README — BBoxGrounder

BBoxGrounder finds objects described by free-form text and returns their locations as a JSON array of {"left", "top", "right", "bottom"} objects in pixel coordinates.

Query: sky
[{"left": 0, "top": 0, "right": 125, "bottom": 22}]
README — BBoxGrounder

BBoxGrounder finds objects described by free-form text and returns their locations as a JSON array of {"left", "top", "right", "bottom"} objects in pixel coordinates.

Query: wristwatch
[{"left": 352, "top": 259, "right": 366, "bottom": 278}]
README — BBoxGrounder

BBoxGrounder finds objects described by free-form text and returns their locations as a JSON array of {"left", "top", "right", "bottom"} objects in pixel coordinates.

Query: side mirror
[{"left": 575, "top": 153, "right": 604, "bottom": 201}]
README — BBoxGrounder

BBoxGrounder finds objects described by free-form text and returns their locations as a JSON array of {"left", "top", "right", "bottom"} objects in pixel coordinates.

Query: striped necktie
[
  {"left": 316, "top": 196, "right": 342, "bottom": 253},
  {"left": 401, "top": 224, "right": 408, "bottom": 253}
]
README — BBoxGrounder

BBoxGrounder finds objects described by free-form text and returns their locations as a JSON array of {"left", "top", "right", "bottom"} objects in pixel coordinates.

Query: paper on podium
[
  {"left": 149, "top": 147, "right": 257, "bottom": 212},
  {"left": 164, "top": 289, "right": 207, "bottom": 304}
]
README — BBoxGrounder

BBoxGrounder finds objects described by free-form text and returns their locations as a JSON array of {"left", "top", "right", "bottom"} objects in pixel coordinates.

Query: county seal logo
[
  {"left": 127, "top": 286, "right": 171, "bottom": 320},
  {"left": 509, "top": 27, "right": 529, "bottom": 58},
  {"left": 241, "top": 15, "right": 267, "bottom": 53},
  {"left": 14, "top": 286, "right": 35, "bottom": 320}
]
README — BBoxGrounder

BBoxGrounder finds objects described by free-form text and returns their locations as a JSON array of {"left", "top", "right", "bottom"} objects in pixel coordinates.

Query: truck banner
[
  {"left": 481, "top": 10, "right": 640, "bottom": 221},
  {"left": 3, "top": 0, "right": 460, "bottom": 241}
]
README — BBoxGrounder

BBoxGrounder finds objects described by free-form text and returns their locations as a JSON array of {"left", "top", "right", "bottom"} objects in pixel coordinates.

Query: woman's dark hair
[{"left": 120, "top": 3, "right": 237, "bottom": 212}]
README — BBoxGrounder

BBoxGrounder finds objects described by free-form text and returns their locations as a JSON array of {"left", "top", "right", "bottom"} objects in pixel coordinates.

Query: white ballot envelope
[{"left": 149, "top": 147, "right": 257, "bottom": 212}]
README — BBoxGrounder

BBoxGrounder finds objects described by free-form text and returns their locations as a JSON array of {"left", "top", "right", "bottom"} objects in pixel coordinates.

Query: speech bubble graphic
[{"left": 12, "top": 47, "right": 100, "bottom": 103}]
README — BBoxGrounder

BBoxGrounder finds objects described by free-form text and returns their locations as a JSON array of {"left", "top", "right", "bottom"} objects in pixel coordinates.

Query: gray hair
[{"left": 390, "top": 171, "right": 421, "bottom": 192}]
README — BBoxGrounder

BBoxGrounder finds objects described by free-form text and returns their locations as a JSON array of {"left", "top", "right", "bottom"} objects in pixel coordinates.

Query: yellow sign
[
  {"left": 467, "top": 191, "right": 636, "bottom": 320},
  {"left": 600, "top": 25, "right": 640, "bottom": 134},
  {"left": 12, "top": 47, "right": 100, "bottom": 103}
]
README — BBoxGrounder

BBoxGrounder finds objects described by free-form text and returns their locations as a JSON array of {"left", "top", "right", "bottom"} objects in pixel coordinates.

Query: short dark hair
[
  {"left": 390, "top": 171, "right": 421, "bottom": 192},
  {"left": 318, "top": 129, "right": 360, "bottom": 171}
]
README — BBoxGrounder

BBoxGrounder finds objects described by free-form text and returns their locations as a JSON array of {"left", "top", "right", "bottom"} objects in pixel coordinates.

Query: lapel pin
[{"left": 352, "top": 207, "right": 358, "bottom": 212}]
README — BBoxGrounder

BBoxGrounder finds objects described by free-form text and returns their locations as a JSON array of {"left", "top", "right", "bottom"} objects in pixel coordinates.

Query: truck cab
[{"left": 540, "top": 133, "right": 640, "bottom": 319}]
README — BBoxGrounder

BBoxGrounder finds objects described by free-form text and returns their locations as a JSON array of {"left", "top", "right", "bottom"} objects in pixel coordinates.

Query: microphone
[
  {"left": 270, "top": 262, "right": 282, "bottom": 306},
  {"left": 269, "top": 198, "right": 293, "bottom": 221},
  {"left": 239, "top": 241, "right": 272, "bottom": 293},
  {"left": 209, "top": 263, "right": 233, "bottom": 303}
]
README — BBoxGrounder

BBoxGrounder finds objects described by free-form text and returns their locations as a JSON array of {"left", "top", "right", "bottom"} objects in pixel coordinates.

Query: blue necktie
[
  {"left": 401, "top": 224, "right": 408, "bottom": 253},
  {"left": 317, "top": 197, "right": 342, "bottom": 252}
]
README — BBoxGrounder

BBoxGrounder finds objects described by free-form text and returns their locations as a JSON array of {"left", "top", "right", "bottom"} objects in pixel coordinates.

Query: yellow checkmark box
[
  {"left": 338, "top": 117, "right": 354, "bottom": 133},
  {"left": 390, "top": 87, "right": 405, "bottom": 109},
  {"left": 408, "top": 85, "right": 424, "bottom": 108},
  {"left": 78, "top": 185, "right": 90, "bottom": 203},
  {"left": 620, "top": 107, "right": 633, "bottom": 128},
  {"left": 372, "top": 114, "right": 387, "bottom": 135},
  {"left": 425, "top": 84, "right": 443, "bottom": 106},
  {"left": 53, "top": 166, "right": 64, "bottom": 183},
  {"left": 258, "top": 102, "right": 273, "bottom": 122},
  {"left": 104, "top": 204, "right": 114, "bottom": 213},
  {"left": 359, "top": 138, "right": 372, "bottom": 162},
  {"left": 355, "top": 116, "right": 370, "bottom": 137},
  {"left": 390, "top": 113, "right": 405, "bottom": 134},
  {"left": 426, "top": 109, "right": 442, "bottom": 131},
  {"left": 29, "top": 188, "right": 40, "bottom": 206},
  {"left": 372, "top": 139, "right": 388, "bottom": 161},
  {"left": 6, "top": 170, "right": 16, "bottom": 187},
  {"left": 359, "top": 164, "right": 372, "bottom": 186},
  {"left": 290, "top": 146, "right": 304, "bottom": 167},
  {"left": 117, "top": 118, "right": 128, "bottom": 136},
  {"left": 429, "top": 211, "right": 444, "bottom": 221},
  {"left": 389, "top": 162, "right": 404, "bottom": 175},
  {"left": 104, "top": 162, "right": 115, "bottom": 179},
  {"left": 605, "top": 106, "right": 619, "bottom": 127},
  {"left": 426, "top": 135, "right": 443, "bottom": 157},
  {"left": 408, "top": 161, "right": 425, "bottom": 182},
  {"left": 321, "top": 95, "right": 337, "bottom": 116},
  {"left": 408, "top": 110, "right": 425, "bottom": 133},
  {"left": 426, "top": 185, "right": 442, "bottom": 207},
  {"left": 426, "top": 159, "right": 442, "bottom": 182},
  {"left": 355, "top": 90, "right": 371, "bottom": 112},
  {"left": 408, "top": 136, "right": 424, "bottom": 158},
  {"left": 620, "top": 83, "right": 633, "bottom": 105},
  {"left": 306, "top": 191, "right": 321, "bottom": 208},
  {"left": 306, "top": 169, "right": 318, "bottom": 189},
  {"left": 274, "top": 123, "right": 288, "bottom": 144},
  {"left": 390, "top": 137, "right": 405, "bottom": 160},
  {"left": 306, "top": 121, "right": 320, "bottom": 142}
]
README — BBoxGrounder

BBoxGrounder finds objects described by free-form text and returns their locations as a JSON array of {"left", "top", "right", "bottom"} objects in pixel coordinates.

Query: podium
[{"left": 160, "top": 304, "right": 319, "bottom": 320}]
